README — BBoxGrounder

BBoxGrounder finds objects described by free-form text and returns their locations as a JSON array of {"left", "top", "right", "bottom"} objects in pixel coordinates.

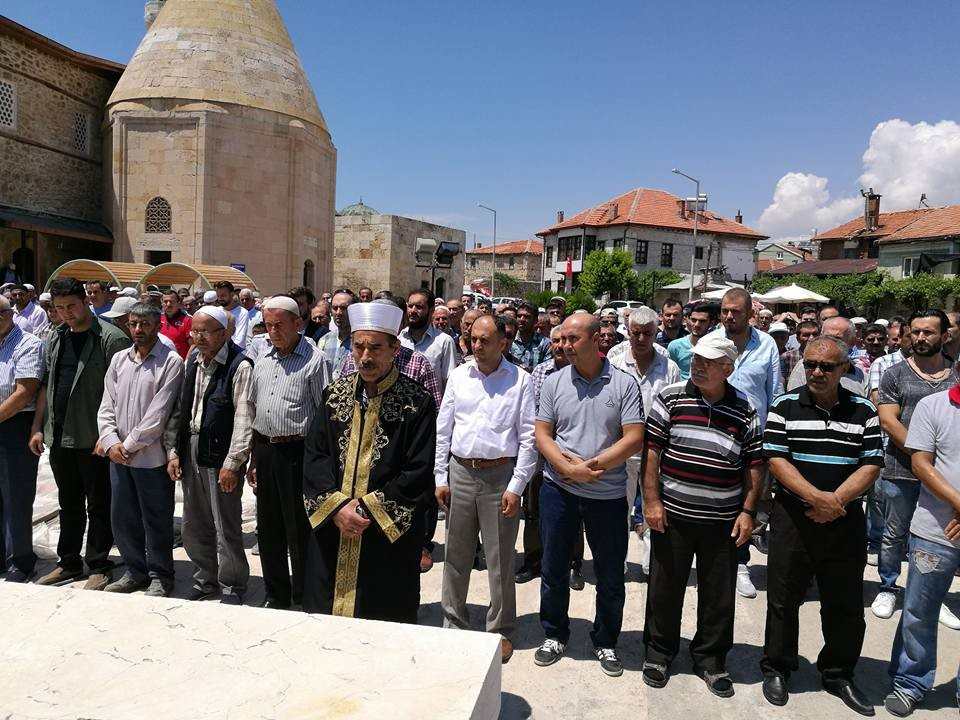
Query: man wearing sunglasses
[{"left": 760, "top": 336, "right": 883, "bottom": 715}]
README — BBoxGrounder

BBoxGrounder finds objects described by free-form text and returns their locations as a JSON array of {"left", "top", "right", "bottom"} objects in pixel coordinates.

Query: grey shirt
[
  {"left": 878, "top": 360, "right": 958, "bottom": 481},
  {"left": 905, "top": 390, "right": 960, "bottom": 548},
  {"left": 536, "top": 359, "right": 644, "bottom": 500},
  {"left": 251, "top": 336, "right": 331, "bottom": 437}
]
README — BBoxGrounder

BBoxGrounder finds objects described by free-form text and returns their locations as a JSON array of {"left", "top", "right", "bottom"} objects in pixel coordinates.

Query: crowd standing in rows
[{"left": 0, "top": 278, "right": 957, "bottom": 717}]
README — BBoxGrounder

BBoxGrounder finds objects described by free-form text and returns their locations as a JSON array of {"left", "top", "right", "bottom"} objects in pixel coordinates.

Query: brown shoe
[
  {"left": 501, "top": 638, "right": 514, "bottom": 664},
  {"left": 420, "top": 548, "right": 434, "bottom": 574},
  {"left": 83, "top": 572, "right": 112, "bottom": 591},
  {"left": 36, "top": 566, "right": 83, "bottom": 586}
]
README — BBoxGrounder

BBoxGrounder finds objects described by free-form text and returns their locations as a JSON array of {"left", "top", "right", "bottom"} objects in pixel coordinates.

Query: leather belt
[
  {"left": 254, "top": 431, "right": 304, "bottom": 445},
  {"left": 453, "top": 455, "right": 514, "bottom": 470}
]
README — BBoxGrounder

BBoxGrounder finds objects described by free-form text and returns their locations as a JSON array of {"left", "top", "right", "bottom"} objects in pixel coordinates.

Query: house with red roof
[
  {"left": 465, "top": 238, "right": 543, "bottom": 296},
  {"left": 534, "top": 187, "right": 766, "bottom": 293}
]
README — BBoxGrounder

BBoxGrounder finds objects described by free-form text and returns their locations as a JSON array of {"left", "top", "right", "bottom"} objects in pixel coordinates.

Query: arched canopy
[
  {"left": 44, "top": 260, "right": 153, "bottom": 291},
  {"left": 140, "top": 263, "right": 258, "bottom": 291}
]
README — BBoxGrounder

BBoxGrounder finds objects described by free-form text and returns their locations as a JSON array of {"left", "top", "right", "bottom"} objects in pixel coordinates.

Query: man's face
[
  {"left": 460, "top": 294, "right": 473, "bottom": 309},
  {"left": 721, "top": 297, "right": 751, "bottom": 335},
  {"left": 560, "top": 316, "right": 598, "bottom": 364},
  {"left": 190, "top": 313, "right": 227, "bottom": 356},
  {"left": 800, "top": 311, "right": 818, "bottom": 323},
  {"left": 215, "top": 287, "right": 233, "bottom": 308},
  {"left": 628, "top": 322, "right": 656, "bottom": 358},
  {"left": 0, "top": 305, "right": 13, "bottom": 335},
  {"left": 128, "top": 313, "right": 159, "bottom": 348},
  {"left": 433, "top": 308, "right": 450, "bottom": 331},
  {"left": 887, "top": 325, "right": 901, "bottom": 350},
  {"left": 240, "top": 294, "right": 256, "bottom": 311},
  {"left": 331, "top": 292, "right": 352, "bottom": 330},
  {"left": 536, "top": 314, "right": 551, "bottom": 337},
  {"left": 406, "top": 293, "right": 431, "bottom": 329},
  {"left": 517, "top": 308, "right": 536, "bottom": 334},
  {"left": 803, "top": 342, "right": 845, "bottom": 394},
  {"left": 598, "top": 326, "right": 618, "bottom": 353},
  {"left": 864, "top": 330, "right": 886, "bottom": 358},
  {"left": 161, "top": 293, "right": 180, "bottom": 317},
  {"left": 10, "top": 288, "right": 27, "bottom": 309},
  {"left": 819, "top": 307, "right": 840, "bottom": 323},
  {"left": 661, "top": 303, "right": 682, "bottom": 330},
  {"left": 948, "top": 314, "right": 960, "bottom": 343},
  {"left": 263, "top": 308, "right": 302, "bottom": 350},
  {"left": 757, "top": 314, "right": 772, "bottom": 331},
  {"left": 461, "top": 310, "right": 479, "bottom": 345},
  {"left": 183, "top": 297, "right": 198, "bottom": 315},
  {"left": 311, "top": 301, "right": 329, "bottom": 325},
  {"left": 910, "top": 317, "right": 945, "bottom": 358},
  {"left": 359, "top": 288, "right": 373, "bottom": 303},
  {"left": 688, "top": 311, "right": 712, "bottom": 339},
  {"left": 471, "top": 316, "right": 507, "bottom": 367},
  {"left": 353, "top": 330, "right": 398, "bottom": 383},
  {"left": 45, "top": 304, "right": 60, "bottom": 324},
  {"left": 53, "top": 294, "right": 90, "bottom": 329},
  {"left": 446, "top": 300, "right": 463, "bottom": 325},
  {"left": 549, "top": 332, "right": 566, "bottom": 365},
  {"left": 797, "top": 325, "right": 819, "bottom": 350},
  {"left": 85, "top": 284, "right": 106, "bottom": 308},
  {"left": 691, "top": 354, "right": 733, "bottom": 392},
  {"left": 548, "top": 306, "right": 564, "bottom": 325}
]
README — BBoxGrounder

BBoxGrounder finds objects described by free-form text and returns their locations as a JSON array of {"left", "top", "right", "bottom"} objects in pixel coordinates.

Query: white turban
[
  {"left": 348, "top": 301, "right": 403, "bottom": 337},
  {"left": 39, "top": 292, "right": 52, "bottom": 303},
  {"left": 202, "top": 290, "right": 217, "bottom": 304},
  {"left": 263, "top": 296, "right": 300, "bottom": 316},
  {"left": 194, "top": 305, "right": 228, "bottom": 328}
]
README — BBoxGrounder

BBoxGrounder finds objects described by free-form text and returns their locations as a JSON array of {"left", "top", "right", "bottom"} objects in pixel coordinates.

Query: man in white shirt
[
  {"left": 435, "top": 314, "right": 537, "bottom": 665},
  {"left": 214, "top": 281, "right": 249, "bottom": 349},
  {"left": 400, "top": 289, "right": 459, "bottom": 394},
  {"left": 10, "top": 284, "right": 48, "bottom": 336}
]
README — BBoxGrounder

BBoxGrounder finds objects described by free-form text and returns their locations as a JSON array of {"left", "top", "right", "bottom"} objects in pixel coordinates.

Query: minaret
[{"left": 144, "top": 0, "right": 166, "bottom": 30}]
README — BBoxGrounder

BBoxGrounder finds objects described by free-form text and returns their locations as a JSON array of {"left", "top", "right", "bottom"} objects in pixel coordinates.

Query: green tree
[
  {"left": 635, "top": 269, "right": 682, "bottom": 306},
  {"left": 577, "top": 250, "right": 641, "bottom": 300},
  {"left": 493, "top": 272, "right": 520, "bottom": 296}
]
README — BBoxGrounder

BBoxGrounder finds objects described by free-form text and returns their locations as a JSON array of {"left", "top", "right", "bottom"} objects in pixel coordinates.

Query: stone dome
[
  {"left": 338, "top": 200, "right": 379, "bottom": 217},
  {"left": 108, "top": 0, "right": 329, "bottom": 133}
]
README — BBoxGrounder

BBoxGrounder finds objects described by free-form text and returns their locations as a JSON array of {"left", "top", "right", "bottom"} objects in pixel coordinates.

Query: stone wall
[{"left": 0, "top": 31, "right": 119, "bottom": 221}]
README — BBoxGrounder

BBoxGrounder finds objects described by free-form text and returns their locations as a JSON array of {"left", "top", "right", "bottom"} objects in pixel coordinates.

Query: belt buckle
[{"left": 468, "top": 458, "right": 480, "bottom": 469}]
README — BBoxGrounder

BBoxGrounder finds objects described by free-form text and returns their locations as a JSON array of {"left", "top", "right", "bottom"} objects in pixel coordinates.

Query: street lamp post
[
  {"left": 672, "top": 168, "right": 704, "bottom": 303},
  {"left": 478, "top": 203, "right": 497, "bottom": 297}
]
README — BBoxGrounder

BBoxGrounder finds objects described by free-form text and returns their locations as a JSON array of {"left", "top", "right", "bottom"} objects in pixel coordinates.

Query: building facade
[
  {"left": 0, "top": 16, "right": 123, "bottom": 285},
  {"left": 536, "top": 187, "right": 766, "bottom": 293},
  {"left": 465, "top": 239, "right": 542, "bottom": 297},
  {"left": 334, "top": 202, "right": 465, "bottom": 299},
  {"left": 754, "top": 242, "right": 811, "bottom": 273}
]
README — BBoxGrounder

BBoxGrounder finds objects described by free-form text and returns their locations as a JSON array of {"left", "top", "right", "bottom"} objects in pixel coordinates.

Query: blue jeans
[
  {"left": 889, "top": 535, "right": 960, "bottom": 702},
  {"left": 109, "top": 463, "right": 175, "bottom": 583},
  {"left": 539, "top": 480, "right": 628, "bottom": 648},
  {"left": 879, "top": 477, "right": 921, "bottom": 592}
]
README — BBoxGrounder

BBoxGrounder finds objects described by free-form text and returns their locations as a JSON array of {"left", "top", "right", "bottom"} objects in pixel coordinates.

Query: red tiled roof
[
  {"left": 766, "top": 259, "right": 878, "bottom": 276},
  {"left": 536, "top": 188, "right": 766, "bottom": 239},
  {"left": 878, "top": 205, "right": 960, "bottom": 244},
  {"left": 467, "top": 239, "right": 543, "bottom": 256},
  {"left": 756, "top": 259, "right": 789, "bottom": 273},
  {"left": 812, "top": 208, "right": 932, "bottom": 242}
]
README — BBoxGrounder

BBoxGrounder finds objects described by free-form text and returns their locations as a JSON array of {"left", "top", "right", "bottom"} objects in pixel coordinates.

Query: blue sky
[{"left": 5, "top": 0, "right": 960, "bottom": 245}]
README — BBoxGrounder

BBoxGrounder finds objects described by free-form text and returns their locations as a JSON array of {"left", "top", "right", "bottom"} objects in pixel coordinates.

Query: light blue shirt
[
  {"left": 667, "top": 335, "right": 694, "bottom": 379},
  {"left": 0, "top": 324, "right": 44, "bottom": 413},
  {"left": 705, "top": 326, "right": 782, "bottom": 427}
]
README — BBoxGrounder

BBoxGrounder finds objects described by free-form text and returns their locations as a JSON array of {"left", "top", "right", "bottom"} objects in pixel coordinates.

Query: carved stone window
[
  {"left": 145, "top": 197, "right": 172, "bottom": 233},
  {"left": 0, "top": 81, "right": 16, "bottom": 130},
  {"left": 72, "top": 112, "right": 90, "bottom": 154}
]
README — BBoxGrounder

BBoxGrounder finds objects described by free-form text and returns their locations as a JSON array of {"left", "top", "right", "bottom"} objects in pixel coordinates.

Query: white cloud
[{"left": 756, "top": 119, "right": 960, "bottom": 241}]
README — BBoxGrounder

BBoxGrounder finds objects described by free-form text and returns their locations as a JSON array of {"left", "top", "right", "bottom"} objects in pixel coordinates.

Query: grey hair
[
  {"left": 805, "top": 335, "right": 849, "bottom": 361},
  {"left": 128, "top": 302, "right": 161, "bottom": 322},
  {"left": 550, "top": 325, "right": 563, "bottom": 339},
  {"left": 822, "top": 316, "right": 856, "bottom": 345},
  {"left": 628, "top": 307, "right": 660, "bottom": 328},
  {"left": 239, "top": 288, "right": 255, "bottom": 299},
  {"left": 0, "top": 296, "right": 10, "bottom": 312}
]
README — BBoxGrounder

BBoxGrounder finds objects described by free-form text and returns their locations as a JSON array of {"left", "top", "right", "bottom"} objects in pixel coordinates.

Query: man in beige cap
[{"left": 641, "top": 334, "right": 763, "bottom": 697}]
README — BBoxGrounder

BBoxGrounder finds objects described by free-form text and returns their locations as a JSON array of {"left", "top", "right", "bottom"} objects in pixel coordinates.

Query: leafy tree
[
  {"left": 577, "top": 250, "right": 641, "bottom": 300},
  {"left": 523, "top": 289, "right": 596, "bottom": 314},
  {"left": 493, "top": 272, "right": 520, "bottom": 296},
  {"left": 635, "top": 269, "right": 682, "bottom": 306}
]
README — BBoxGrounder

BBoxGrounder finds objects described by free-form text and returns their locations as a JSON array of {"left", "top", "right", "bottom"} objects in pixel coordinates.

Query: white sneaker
[
  {"left": 736, "top": 564, "right": 757, "bottom": 599},
  {"left": 871, "top": 591, "right": 897, "bottom": 619},
  {"left": 866, "top": 551, "right": 878, "bottom": 567},
  {"left": 939, "top": 604, "right": 960, "bottom": 630}
]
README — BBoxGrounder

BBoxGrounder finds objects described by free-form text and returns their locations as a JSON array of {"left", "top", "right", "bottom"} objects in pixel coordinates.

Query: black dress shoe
[
  {"left": 569, "top": 567, "right": 585, "bottom": 591},
  {"left": 515, "top": 565, "right": 540, "bottom": 583},
  {"left": 823, "top": 679, "right": 875, "bottom": 717},
  {"left": 762, "top": 673, "right": 789, "bottom": 706},
  {"left": 262, "top": 597, "right": 291, "bottom": 610}
]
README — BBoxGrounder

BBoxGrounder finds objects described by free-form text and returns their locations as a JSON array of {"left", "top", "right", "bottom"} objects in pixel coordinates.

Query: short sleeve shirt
[{"left": 537, "top": 360, "right": 644, "bottom": 499}]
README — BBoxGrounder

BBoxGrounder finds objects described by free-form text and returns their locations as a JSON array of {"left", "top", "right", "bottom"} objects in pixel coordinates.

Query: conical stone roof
[{"left": 109, "top": 0, "right": 328, "bottom": 132}]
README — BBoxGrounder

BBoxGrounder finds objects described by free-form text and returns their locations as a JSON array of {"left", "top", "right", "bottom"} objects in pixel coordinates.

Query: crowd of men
[{"left": 0, "top": 277, "right": 958, "bottom": 717}]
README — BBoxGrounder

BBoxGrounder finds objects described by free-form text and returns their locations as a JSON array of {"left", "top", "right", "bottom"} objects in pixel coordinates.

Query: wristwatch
[{"left": 742, "top": 508, "right": 758, "bottom": 519}]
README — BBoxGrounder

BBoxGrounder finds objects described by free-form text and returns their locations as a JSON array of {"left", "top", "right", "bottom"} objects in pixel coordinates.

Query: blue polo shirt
[
  {"left": 536, "top": 359, "right": 644, "bottom": 499},
  {"left": 667, "top": 335, "right": 694, "bottom": 379}
]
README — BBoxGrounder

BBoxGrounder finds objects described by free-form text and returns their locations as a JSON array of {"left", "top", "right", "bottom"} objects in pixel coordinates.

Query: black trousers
[
  {"left": 761, "top": 496, "right": 866, "bottom": 681},
  {"left": 48, "top": 445, "right": 113, "bottom": 573},
  {"left": 252, "top": 436, "right": 310, "bottom": 606},
  {"left": 521, "top": 472, "right": 543, "bottom": 569},
  {"left": 643, "top": 516, "right": 737, "bottom": 672}
]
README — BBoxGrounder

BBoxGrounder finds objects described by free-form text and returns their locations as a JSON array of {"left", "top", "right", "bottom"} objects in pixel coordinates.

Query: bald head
[
  {"left": 822, "top": 316, "right": 856, "bottom": 345},
  {"left": 563, "top": 311, "right": 601, "bottom": 336}
]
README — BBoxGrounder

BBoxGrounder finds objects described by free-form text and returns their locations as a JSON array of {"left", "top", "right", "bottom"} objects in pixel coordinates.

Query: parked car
[{"left": 491, "top": 296, "right": 522, "bottom": 307}]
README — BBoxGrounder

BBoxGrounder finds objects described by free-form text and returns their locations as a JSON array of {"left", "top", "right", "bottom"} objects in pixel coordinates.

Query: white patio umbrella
[{"left": 758, "top": 283, "right": 829, "bottom": 304}]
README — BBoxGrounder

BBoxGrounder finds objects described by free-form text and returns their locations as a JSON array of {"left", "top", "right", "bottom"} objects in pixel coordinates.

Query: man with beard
[
  {"left": 656, "top": 299, "right": 687, "bottom": 349},
  {"left": 512, "top": 302, "right": 549, "bottom": 372},
  {"left": 214, "top": 281, "right": 249, "bottom": 350},
  {"left": 667, "top": 302, "right": 717, "bottom": 380},
  {"left": 302, "top": 301, "right": 436, "bottom": 621},
  {"left": 319, "top": 288, "right": 355, "bottom": 377},
  {"left": 871, "top": 310, "right": 960, "bottom": 630},
  {"left": 400, "top": 289, "right": 459, "bottom": 393}
]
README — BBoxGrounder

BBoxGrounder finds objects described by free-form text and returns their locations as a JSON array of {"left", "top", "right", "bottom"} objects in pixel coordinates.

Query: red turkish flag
[{"left": 565, "top": 255, "right": 573, "bottom": 280}]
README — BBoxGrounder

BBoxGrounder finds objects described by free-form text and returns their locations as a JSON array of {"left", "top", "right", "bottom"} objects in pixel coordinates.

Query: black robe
[{"left": 302, "top": 367, "right": 436, "bottom": 622}]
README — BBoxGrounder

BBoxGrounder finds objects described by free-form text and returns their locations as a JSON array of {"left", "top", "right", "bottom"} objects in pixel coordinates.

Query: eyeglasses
[
  {"left": 190, "top": 328, "right": 223, "bottom": 338},
  {"left": 803, "top": 360, "right": 841, "bottom": 373}
]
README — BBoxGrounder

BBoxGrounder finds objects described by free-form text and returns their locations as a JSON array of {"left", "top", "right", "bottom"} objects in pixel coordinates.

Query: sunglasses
[{"left": 803, "top": 360, "right": 841, "bottom": 373}]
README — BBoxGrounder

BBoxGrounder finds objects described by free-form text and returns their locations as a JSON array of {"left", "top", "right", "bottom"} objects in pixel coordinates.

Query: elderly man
[
  {"left": 445, "top": 297, "right": 464, "bottom": 342},
  {"left": 10, "top": 284, "right": 48, "bottom": 336},
  {"left": 667, "top": 301, "right": 717, "bottom": 380},
  {"left": 433, "top": 305, "right": 452, "bottom": 334},
  {"left": 436, "top": 315, "right": 537, "bottom": 663},
  {"left": 97, "top": 303, "right": 184, "bottom": 597},
  {"left": 760, "top": 337, "right": 883, "bottom": 714},
  {"left": 0, "top": 296, "right": 43, "bottom": 581},
  {"left": 248, "top": 296, "right": 331, "bottom": 609},
  {"left": 165, "top": 305, "right": 254, "bottom": 604},
  {"left": 512, "top": 302, "right": 549, "bottom": 372},
  {"left": 756, "top": 308, "right": 774, "bottom": 332},
  {"left": 786, "top": 316, "right": 868, "bottom": 396},
  {"left": 239, "top": 288, "right": 261, "bottom": 331},
  {"left": 400, "top": 289, "right": 460, "bottom": 392},
  {"left": 214, "top": 281, "right": 249, "bottom": 350},
  {"left": 302, "top": 301, "right": 437, "bottom": 621},
  {"left": 309, "top": 299, "right": 331, "bottom": 342},
  {"left": 160, "top": 289, "right": 192, "bottom": 359},
  {"left": 32, "top": 278, "right": 131, "bottom": 589},
  {"left": 458, "top": 308, "right": 481, "bottom": 360},
  {"left": 534, "top": 313, "right": 645, "bottom": 677},
  {"left": 318, "top": 288, "right": 355, "bottom": 377},
  {"left": 642, "top": 336, "right": 763, "bottom": 697}
]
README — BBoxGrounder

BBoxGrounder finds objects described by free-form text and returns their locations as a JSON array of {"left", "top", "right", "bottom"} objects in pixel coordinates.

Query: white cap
[
  {"left": 263, "top": 296, "right": 300, "bottom": 315},
  {"left": 119, "top": 287, "right": 139, "bottom": 298},
  {"left": 101, "top": 296, "right": 138, "bottom": 319},
  {"left": 202, "top": 290, "right": 217, "bottom": 304},
  {"left": 875, "top": 318, "right": 889, "bottom": 327},
  {"left": 692, "top": 335, "right": 739, "bottom": 362},
  {"left": 24, "top": 283, "right": 35, "bottom": 292},
  {"left": 194, "top": 305, "right": 228, "bottom": 328},
  {"left": 851, "top": 316, "right": 867, "bottom": 325},
  {"left": 768, "top": 322, "right": 790, "bottom": 335},
  {"left": 38, "top": 292, "right": 52, "bottom": 303},
  {"left": 108, "top": 286, "right": 119, "bottom": 293},
  {"left": 348, "top": 301, "right": 403, "bottom": 337}
]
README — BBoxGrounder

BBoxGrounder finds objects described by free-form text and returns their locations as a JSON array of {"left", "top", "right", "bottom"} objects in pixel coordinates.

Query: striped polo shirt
[
  {"left": 762, "top": 385, "right": 884, "bottom": 501},
  {"left": 646, "top": 380, "right": 763, "bottom": 523}
]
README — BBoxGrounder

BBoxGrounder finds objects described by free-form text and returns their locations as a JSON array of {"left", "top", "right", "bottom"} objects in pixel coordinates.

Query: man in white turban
[{"left": 302, "top": 301, "right": 437, "bottom": 622}]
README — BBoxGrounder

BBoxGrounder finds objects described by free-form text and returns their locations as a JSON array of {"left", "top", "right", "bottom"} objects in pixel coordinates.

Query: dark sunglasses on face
[{"left": 803, "top": 359, "right": 841, "bottom": 373}]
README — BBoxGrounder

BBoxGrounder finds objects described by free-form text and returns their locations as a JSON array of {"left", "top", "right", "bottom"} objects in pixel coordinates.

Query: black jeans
[
  {"left": 48, "top": 445, "right": 113, "bottom": 573},
  {"left": 644, "top": 517, "right": 737, "bottom": 673},
  {"left": 0, "top": 413, "right": 39, "bottom": 574},
  {"left": 253, "top": 435, "right": 310, "bottom": 606},
  {"left": 761, "top": 496, "right": 866, "bottom": 682}
]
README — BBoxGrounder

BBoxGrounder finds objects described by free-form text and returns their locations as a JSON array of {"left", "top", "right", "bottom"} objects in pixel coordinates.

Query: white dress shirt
[
  {"left": 399, "top": 324, "right": 460, "bottom": 394},
  {"left": 435, "top": 356, "right": 537, "bottom": 495},
  {"left": 229, "top": 304, "right": 250, "bottom": 349},
  {"left": 13, "top": 301, "right": 49, "bottom": 336}
]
